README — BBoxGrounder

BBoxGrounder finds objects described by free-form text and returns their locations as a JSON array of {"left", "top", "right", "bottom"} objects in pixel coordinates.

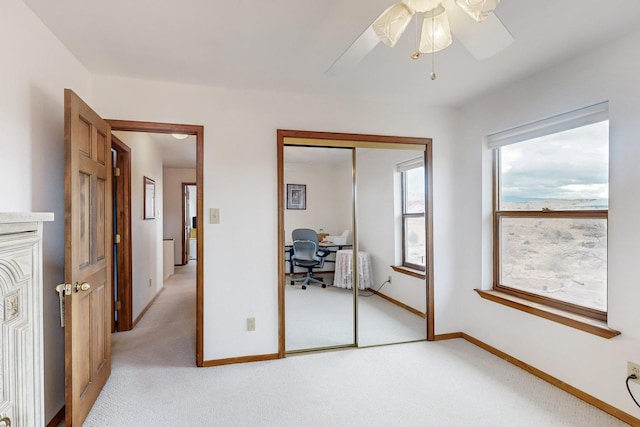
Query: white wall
[
  {"left": 163, "top": 167, "right": 196, "bottom": 264},
  {"left": 10, "top": 0, "right": 640, "bottom": 419},
  {"left": 284, "top": 160, "right": 352, "bottom": 241},
  {"left": 92, "top": 75, "right": 459, "bottom": 361},
  {"left": 357, "top": 148, "right": 426, "bottom": 313},
  {"left": 113, "top": 131, "right": 164, "bottom": 320},
  {"left": 456, "top": 30, "right": 640, "bottom": 416},
  {"left": 0, "top": 0, "right": 92, "bottom": 422}
]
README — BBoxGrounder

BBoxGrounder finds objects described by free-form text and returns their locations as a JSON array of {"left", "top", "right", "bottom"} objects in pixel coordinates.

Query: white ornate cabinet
[{"left": 0, "top": 213, "right": 53, "bottom": 427}]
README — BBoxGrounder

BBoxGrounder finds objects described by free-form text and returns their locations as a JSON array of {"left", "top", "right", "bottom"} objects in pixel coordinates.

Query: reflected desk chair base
[{"left": 290, "top": 273, "right": 326, "bottom": 289}]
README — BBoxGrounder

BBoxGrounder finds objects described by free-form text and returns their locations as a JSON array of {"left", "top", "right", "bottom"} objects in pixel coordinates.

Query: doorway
[
  {"left": 182, "top": 183, "right": 197, "bottom": 265},
  {"left": 106, "top": 119, "right": 206, "bottom": 367},
  {"left": 277, "top": 130, "right": 434, "bottom": 356}
]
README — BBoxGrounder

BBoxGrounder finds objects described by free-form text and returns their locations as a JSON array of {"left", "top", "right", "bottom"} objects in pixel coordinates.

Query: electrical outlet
[
  {"left": 148, "top": 278, "right": 152, "bottom": 288},
  {"left": 628, "top": 362, "right": 640, "bottom": 383},
  {"left": 247, "top": 317, "right": 256, "bottom": 331},
  {"left": 388, "top": 275, "right": 392, "bottom": 284}
]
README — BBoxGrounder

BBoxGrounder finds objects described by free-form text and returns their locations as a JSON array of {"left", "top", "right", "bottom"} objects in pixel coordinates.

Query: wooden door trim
[
  {"left": 182, "top": 182, "right": 196, "bottom": 265},
  {"left": 106, "top": 119, "right": 205, "bottom": 367},
  {"left": 277, "top": 129, "right": 435, "bottom": 357},
  {"left": 111, "top": 135, "right": 133, "bottom": 331}
]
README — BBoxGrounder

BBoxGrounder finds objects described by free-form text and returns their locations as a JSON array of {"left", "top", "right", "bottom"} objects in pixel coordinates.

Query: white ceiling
[
  {"left": 23, "top": 0, "right": 640, "bottom": 108},
  {"left": 114, "top": 131, "right": 196, "bottom": 169}
]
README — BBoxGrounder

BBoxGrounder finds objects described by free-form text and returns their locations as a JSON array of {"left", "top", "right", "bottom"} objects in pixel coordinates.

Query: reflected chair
[{"left": 290, "top": 228, "right": 331, "bottom": 289}]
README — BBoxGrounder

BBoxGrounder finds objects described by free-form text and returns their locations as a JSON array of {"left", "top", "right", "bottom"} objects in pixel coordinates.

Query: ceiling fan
[{"left": 326, "top": 0, "right": 514, "bottom": 76}]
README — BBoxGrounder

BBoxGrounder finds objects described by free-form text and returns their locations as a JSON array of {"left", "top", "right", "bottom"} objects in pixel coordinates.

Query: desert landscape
[{"left": 500, "top": 199, "right": 607, "bottom": 311}]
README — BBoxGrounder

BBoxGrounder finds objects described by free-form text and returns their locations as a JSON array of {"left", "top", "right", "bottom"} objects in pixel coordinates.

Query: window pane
[
  {"left": 404, "top": 216, "right": 425, "bottom": 267},
  {"left": 500, "top": 121, "right": 608, "bottom": 211},
  {"left": 500, "top": 217, "right": 607, "bottom": 311},
  {"left": 405, "top": 167, "right": 425, "bottom": 214}
]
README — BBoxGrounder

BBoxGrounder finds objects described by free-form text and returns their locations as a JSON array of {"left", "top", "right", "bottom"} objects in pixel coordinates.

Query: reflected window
[{"left": 400, "top": 161, "right": 425, "bottom": 271}]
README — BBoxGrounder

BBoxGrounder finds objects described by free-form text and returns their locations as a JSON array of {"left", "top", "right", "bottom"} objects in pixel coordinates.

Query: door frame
[
  {"left": 182, "top": 182, "right": 197, "bottom": 265},
  {"left": 277, "top": 129, "right": 434, "bottom": 357},
  {"left": 106, "top": 119, "right": 205, "bottom": 366},
  {"left": 111, "top": 135, "right": 133, "bottom": 331}
]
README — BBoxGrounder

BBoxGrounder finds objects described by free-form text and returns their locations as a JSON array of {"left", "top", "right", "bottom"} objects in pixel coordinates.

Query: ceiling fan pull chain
[
  {"left": 430, "top": 12, "right": 436, "bottom": 80},
  {"left": 411, "top": 13, "right": 421, "bottom": 60}
]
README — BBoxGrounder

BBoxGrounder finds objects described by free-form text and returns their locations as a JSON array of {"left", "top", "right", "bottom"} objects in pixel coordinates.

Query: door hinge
[
  {"left": 114, "top": 167, "right": 121, "bottom": 177},
  {"left": 114, "top": 234, "right": 121, "bottom": 244},
  {"left": 115, "top": 300, "right": 122, "bottom": 310}
]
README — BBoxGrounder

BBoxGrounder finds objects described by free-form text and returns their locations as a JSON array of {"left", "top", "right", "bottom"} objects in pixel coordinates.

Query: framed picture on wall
[
  {"left": 287, "top": 184, "right": 306, "bottom": 210},
  {"left": 144, "top": 176, "right": 156, "bottom": 219}
]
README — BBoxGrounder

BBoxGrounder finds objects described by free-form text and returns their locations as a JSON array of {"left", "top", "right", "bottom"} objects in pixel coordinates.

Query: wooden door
[
  {"left": 64, "top": 89, "right": 112, "bottom": 426},
  {"left": 112, "top": 136, "right": 133, "bottom": 332},
  {"left": 183, "top": 184, "right": 190, "bottom": 264}
]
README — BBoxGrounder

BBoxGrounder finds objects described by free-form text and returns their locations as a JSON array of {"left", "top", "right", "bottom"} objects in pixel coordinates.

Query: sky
[{"left": 500, "top": 120, "right": 609, "bottom": 201}]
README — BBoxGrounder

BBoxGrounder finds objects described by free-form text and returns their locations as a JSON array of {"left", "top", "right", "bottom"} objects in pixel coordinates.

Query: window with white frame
[
  {"left": 489, "top": 102, "right": 609, "bottom": 320},
  {"left": 398, "top": 158, "right": 426, "bottom": 271}
]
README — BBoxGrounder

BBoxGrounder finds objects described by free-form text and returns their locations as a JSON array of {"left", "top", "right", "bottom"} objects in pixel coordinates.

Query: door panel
[
  {"left": 64, "top": 89, "right": 112, "bottom": 426},
  {"left": 79, "top": 172, "right": 91, "bottom": 267},
  {"left": 283, "top": 146, "right": 355, "bottom": 352},
  {"left": 96, "top": 177, "right": 106, "bottom": 260},
  {"left": 355, "top": 147, "right": 427, "bottom": 347}
]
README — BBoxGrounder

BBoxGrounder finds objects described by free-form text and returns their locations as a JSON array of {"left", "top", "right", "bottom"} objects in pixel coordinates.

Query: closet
[{"left": 278, "top": 130, "right": 433, "bottom": 354}]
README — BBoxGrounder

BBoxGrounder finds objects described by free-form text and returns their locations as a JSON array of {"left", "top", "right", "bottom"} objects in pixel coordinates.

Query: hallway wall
[{"left": 113, "top": 131, "right": 165, "bottom": 321}]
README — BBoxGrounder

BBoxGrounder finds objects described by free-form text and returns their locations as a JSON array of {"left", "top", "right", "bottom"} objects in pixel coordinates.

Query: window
[
  {"left": 490, "top": 103, "right": 609, "bottom": 320},
  {"left": 399, "top": 159, "right": 426, "bottom": 271}
]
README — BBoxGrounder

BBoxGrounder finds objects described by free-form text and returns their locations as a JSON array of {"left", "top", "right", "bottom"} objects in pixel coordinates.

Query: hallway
[{"left": 79, "top": 262, "right": 197, "bottom": 425}]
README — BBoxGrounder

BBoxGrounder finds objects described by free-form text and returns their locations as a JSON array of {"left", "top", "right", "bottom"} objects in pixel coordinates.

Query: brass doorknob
[
  {"left": 0, "top": 416, "right": 12, "bottom": 427},
  {"left": 75, "top": 282, "right": 90, "bottom": 292}
]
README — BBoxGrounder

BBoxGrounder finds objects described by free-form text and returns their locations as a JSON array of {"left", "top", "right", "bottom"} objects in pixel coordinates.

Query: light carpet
[
  {"left": 285, "top": 276, "right": 425, "bottom": 351},
  {"left": 78, "top": 264, "right": 627, "bottom": 426}
]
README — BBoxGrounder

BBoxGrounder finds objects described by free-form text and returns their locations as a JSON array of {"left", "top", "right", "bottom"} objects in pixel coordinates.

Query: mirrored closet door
[
  {"left": 283, "top": 145, "right": 355, "bottom": 352},
  {"left": 355, "top": 147, "right": 427, "bottom": 347},
  {"left": 278, "top": 130, "right": 433, "bottom": 355}
]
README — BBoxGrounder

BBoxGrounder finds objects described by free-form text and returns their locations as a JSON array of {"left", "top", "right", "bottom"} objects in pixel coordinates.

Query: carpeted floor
[
  {"left": 285, "top": 275, "right": 425, "bottom": 351},
  {"left": 77, "top": 263, "right": 628, "bottom": 426}
]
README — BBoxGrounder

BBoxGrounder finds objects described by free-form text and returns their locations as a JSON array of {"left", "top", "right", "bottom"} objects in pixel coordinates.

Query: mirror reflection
[
  {"left": 284, "top": 146, "right": 354, "bottom": 351},
  {"left": 355, "top": 148, "right": 427, "bottom": 346}
]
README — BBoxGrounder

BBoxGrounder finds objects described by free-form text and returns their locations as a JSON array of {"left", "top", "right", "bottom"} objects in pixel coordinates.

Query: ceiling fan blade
[
  {"left": 325, "top": 25, "right": 380, "bottom": 75},
  {"left": 448, "top": 7, "right": 514, "bottom": 60}
]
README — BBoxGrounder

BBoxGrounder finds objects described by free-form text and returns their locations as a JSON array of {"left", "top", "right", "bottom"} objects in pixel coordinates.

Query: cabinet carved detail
[
  {"left": 0, "top": 213, "right": 52, "bottom": 427},
  {"left": 4, "top": 293, "right": 18, "bottom": 321}
]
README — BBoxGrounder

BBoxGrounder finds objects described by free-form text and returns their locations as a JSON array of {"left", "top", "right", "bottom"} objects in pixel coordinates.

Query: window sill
[
  {"left": 391, "top": 265, "right": 426, "bottom": 280},
  {"left": 474, "top": 289, "right": 620, "bottom": 339}
]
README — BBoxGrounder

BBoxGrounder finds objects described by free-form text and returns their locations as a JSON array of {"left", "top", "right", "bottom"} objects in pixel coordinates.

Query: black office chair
[{"left": 290, "top": 228, "right": 331, "bottom": 289}]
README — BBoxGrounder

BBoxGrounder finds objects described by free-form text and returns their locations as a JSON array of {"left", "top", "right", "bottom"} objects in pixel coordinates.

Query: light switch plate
[{"left": 210, "top": 208, "right": 220, "bottom": 224}]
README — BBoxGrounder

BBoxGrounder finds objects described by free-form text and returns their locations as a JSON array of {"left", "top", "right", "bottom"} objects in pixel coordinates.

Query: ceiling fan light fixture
[
  {"left": 372, "top": 2, "right": 415, "bottom": 47},
  {"left": 454, "top": 0, "right": 501, "bottom": 22},
  {"left": 402, "top": 0, "right": 441, "bottom": 13},
  {"left": 419, "top": 4, "right": 452, "bottom": 53}
]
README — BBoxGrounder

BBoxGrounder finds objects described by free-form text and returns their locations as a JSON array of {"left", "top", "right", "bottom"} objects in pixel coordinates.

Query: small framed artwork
[
  {"left": 287, "top": 184, "right": 306, "bottom": 210},
  {"left": 144, "top": 176, "right": 156, "bottom": 219}
]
